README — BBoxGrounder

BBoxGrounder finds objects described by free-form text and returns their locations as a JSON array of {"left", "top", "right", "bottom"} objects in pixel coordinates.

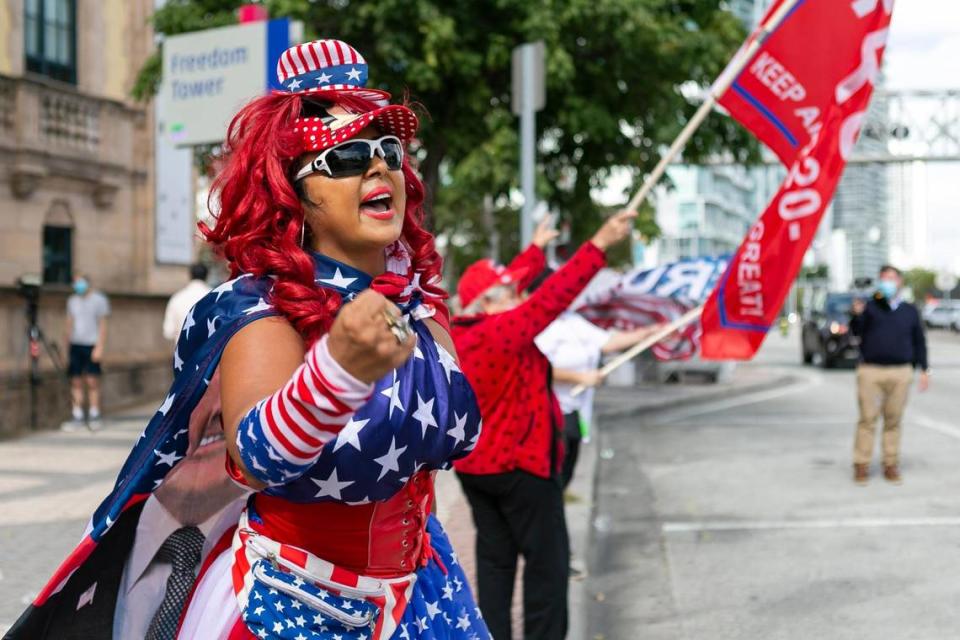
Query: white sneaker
[
  {"left": 60, "top": 420, "right": 85, "bottom": 433},
  {"left": 88, "top": 410, "right": 103, "bottom": 432}
]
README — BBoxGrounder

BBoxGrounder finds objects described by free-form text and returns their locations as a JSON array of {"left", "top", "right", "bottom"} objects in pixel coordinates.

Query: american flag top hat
[{"left": 279, "top": 39, "right": 419, "bottom": 152}]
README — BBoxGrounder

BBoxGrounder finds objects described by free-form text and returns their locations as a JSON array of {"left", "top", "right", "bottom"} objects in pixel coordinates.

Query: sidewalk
[
  {"left": 0, "top": 402, "right": 156, "bottom": 629},
  {"left": 433, "top": 432, "right": 598, "bottom": 640}
]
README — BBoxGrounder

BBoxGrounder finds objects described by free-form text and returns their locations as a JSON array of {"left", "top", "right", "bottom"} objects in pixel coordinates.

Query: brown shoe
[
  {"left": 883, "top": 465, "right": 902, "bottom": 484},
  {"left": 853, "top": 463, "right": 869, "bottom": 485}
]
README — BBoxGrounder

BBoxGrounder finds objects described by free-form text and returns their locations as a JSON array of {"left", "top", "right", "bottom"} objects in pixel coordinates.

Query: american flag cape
[
  {"left": 10, "top": 252, "right": 489, "bottom": 639},
  {"left": 575, "top": 256, "right": 728, "bottom": 360}
]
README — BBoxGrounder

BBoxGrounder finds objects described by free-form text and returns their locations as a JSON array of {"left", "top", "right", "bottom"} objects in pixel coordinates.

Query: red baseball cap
[{"left": 457, "top": 259, "right": 529, "bottom": 310}]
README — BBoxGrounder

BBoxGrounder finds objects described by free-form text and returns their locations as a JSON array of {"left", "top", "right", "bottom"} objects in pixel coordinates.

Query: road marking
[
  {"left": 656, "top": 371, "right": 820, "bottom": 423},
  {"left": 688, "top": 417, "right": 852, "bottom": 426},
  {"left": 663, "top": 516, "right": 960, "bottom": 534},
  {"left": 912, "top": 413, "right": 960, "bottom": 441}
]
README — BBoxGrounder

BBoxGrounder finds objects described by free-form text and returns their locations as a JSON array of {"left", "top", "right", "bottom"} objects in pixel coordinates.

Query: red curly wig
[{"left": 201, "top": 92, "right": 446, "bottom": 345}]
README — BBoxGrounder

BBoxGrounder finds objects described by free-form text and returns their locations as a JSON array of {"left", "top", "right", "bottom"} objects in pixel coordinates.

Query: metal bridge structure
[{"left": 851, "top": 89, "right": 960, "bottom": 164}]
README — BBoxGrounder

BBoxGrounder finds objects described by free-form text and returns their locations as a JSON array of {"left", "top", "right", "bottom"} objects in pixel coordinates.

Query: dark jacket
[
  {"left": 850, "top": 295, "right": 928, "bottom": 370},
  {"left": 6, "top": 500, "right": 144, "bottom": 639}
]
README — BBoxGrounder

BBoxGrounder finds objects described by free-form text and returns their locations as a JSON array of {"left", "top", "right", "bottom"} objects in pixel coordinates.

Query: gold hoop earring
[{"left": 300, "top": 222, "right": 306, "bottom": 248}]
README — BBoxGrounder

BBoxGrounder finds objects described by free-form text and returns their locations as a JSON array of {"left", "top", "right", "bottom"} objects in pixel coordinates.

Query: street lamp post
[{"left": 512, "top": 42, "right": 546, "bottom": 248}]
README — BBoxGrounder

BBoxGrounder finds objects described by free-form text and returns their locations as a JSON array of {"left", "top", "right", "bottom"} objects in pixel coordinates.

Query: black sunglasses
[{"left": 294, "top": 135, "right": 404, "bottom": 181}]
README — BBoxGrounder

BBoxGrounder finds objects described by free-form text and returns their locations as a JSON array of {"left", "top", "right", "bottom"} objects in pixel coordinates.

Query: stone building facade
[{"left": 0, "top": 0, "right": 192, "bottom": 435}]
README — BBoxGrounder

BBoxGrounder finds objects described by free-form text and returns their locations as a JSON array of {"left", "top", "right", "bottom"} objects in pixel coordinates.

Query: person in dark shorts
[{"left": 64, "top": 273, "right": 110, "bottom": 430}]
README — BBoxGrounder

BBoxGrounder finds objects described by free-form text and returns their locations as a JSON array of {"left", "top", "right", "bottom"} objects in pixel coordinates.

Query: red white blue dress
[{"left": 10, "top": 250, "right": 489, "bottom": 640}]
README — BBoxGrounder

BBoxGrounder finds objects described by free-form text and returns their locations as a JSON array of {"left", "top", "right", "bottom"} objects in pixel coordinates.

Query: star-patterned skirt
[{"left": 178, "top": 514, "right": 490, "bottom": 639}]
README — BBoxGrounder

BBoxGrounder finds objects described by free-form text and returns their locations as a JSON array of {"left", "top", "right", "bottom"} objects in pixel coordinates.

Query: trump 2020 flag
[
  {"left": 701, "top": 0, "right": 894, "bottom": 360},
  {"left": 577, "top": 256, "right": 727, "bottom": 361}
]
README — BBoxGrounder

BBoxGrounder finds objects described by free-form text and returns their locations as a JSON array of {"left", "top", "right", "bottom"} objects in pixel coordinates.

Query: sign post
[
  {"left": 936, "top": 272, "right": 957, "bottom": 301},
  {"left": 512, "top": 42, "right": 546, "bottom": 248}
]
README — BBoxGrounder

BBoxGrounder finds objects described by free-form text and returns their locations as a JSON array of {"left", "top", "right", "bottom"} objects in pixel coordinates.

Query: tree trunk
[
  {"left": 482, "top": 194, "right": 500, "bottom": 262},
  {"left": 418, "top": 136, "right": 447, "bottom": 231}
]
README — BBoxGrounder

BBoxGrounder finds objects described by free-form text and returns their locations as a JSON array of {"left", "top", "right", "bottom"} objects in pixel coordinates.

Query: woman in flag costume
[{"left": 8, "top": 40, "right": 488, "bottom": 640}]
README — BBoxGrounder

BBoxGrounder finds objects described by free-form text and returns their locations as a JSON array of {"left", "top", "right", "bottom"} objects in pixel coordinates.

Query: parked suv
[
  {"left": 924, "top": 300, "right": 960, "bottom": 330},
  {"left": 801, "top": 291, "right": 860, "bottom": 368}
]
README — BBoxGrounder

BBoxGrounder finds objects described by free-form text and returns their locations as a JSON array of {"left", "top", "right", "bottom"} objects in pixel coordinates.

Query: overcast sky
[
  {"left": 886, "top": 2, "right": 960, "bottom": 91},
  {"left": 884, "top": 1, "right": 960, "bottom": 271}
]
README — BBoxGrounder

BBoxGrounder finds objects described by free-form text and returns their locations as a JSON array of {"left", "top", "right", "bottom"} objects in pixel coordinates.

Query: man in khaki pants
[{"left": 850, "top": 265, "right": 929, "bottom": 485}]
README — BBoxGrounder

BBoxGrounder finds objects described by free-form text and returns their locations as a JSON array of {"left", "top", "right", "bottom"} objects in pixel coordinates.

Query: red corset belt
[{"left": 248, "top": 471, "right": 436, "bottom": 579}]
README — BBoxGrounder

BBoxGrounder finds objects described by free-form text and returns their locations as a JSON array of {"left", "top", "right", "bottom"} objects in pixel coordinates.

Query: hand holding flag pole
[
  {"left": 572, "top": 0, "right": 804, "bottom": 391},
  {"left": 622, "top": 0, "right": 804, "bottom": 216},
  {"left": 571, "top": 304, "right": 703, "bottom": 398}
]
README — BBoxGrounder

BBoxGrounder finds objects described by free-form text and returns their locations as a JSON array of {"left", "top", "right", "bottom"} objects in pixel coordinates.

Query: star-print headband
[{"left": 279, "top": 39, "right": 419, "bottom": 153}]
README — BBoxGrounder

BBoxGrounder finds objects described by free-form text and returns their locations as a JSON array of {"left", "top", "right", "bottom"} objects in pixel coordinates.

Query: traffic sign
[{"left": 935, "top": 271, "right": 957, "bottom": 293}]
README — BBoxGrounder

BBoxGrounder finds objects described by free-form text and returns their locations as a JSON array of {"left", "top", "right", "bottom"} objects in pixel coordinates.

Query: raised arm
[
  {"left": 493, "top": 210, "right": 637, "bottom": 348},
  {"left": 221, "top": 290, "right": 415, "bottom": 489},
  {"left": 505, "top": 216, "right": 558, "bottom": 291}
]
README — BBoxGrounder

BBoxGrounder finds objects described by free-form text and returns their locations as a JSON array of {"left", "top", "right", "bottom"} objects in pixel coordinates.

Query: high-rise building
[
  {"left": 728, "top": 0, "right": 759, "bottom": 27},
  {"left": 887, "top": 160, "right": 928, "bottom": 269},
  {"left": 830, "top": 86, "right": 891, "bottom": 280},
  {"left": 653, "top": 165, "right": 757, "bottom": 262}
]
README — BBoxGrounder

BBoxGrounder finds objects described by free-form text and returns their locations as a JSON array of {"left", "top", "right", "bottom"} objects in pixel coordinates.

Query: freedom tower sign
[
  {"left": 158, "top": 18, "right": 302, "bottom": 146},
  {"left": 154, "top": 18, "right": 301, "bottom": 264}
]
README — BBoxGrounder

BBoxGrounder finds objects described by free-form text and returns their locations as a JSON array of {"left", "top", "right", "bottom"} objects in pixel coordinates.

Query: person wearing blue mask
[
  {"left": 850, "top": 264, "right": 929, "bottom": 485},
  {"left": 63, "top": 272, "right": 110, "bottom": 431}
]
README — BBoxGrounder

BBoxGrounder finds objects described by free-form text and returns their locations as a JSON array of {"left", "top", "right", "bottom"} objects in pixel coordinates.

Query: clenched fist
[{"left": 327, "top": 289, "right": 417, "bottom": 383}]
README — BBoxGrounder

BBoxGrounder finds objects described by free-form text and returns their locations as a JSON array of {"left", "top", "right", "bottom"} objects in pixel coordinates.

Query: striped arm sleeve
[{"left": 235, "top": 334, "right": 373, "bottom": 485}]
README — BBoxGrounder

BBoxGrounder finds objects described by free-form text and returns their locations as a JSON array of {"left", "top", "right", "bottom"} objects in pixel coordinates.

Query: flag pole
[
  {"left": 574, "top": 0, "right": 803, "bottom": 395},
  {"left": 624, "top": 0, "right": 802, "bottom": 215},
  {"left": 571, "top": 304, "right": 703, "bottom": 397}
]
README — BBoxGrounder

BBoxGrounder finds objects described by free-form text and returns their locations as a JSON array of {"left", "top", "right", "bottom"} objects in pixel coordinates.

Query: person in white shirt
[
  {"left": 162, "top": 264, "right": 212, "bottom": 342},
  {"left": 64, "top": 273, "right": 110, "bottom": 431},
  {"left": 531, "top": 269, "right": 663, "bottom": 488}
]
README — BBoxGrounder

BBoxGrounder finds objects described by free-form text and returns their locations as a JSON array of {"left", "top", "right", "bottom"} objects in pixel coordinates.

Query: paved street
[
  {"left": 587, "top": 329, "right": 960, "bottom": 639},
  {"left": 3, "top": 328, "right": 960, "bottom": 638}
]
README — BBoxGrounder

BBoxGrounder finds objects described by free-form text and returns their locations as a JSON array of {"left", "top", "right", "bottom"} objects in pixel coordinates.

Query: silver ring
[{"left": 382, "top": 310, "right": 411, "bottom": 344}]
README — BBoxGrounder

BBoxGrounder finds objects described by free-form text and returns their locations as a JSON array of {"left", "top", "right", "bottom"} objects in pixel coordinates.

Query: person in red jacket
[{"left": 451, "top": 210, "right": 636, "bottom": 640}]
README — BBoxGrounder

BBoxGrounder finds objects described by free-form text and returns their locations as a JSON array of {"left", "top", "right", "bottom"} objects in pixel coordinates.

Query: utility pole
[{"left": 512, "top": 42, "right": 546, "bottom": 248}]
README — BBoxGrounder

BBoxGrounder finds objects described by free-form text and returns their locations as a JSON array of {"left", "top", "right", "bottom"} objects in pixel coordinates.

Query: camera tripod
[{"left": 24, "top": 297, "right": 64, "bottom": 430}]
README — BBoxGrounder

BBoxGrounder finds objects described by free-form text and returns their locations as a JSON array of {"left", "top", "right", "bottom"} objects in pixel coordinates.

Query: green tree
[
  {"left": 904, "top": 268, "right": 936, "bottom": 303},
  {"left": 137, "top": 0, "right": 758, "bottom": 275}
]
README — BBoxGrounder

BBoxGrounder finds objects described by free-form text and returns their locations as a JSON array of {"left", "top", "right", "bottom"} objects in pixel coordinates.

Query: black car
[{"left": 801, "top": 292, "right": 860, "bottom": 368}]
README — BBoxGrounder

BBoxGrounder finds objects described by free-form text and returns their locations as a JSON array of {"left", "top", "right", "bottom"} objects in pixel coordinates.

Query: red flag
[{"left": 701, "top": 0, "right": 893, "bottom": 360}]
